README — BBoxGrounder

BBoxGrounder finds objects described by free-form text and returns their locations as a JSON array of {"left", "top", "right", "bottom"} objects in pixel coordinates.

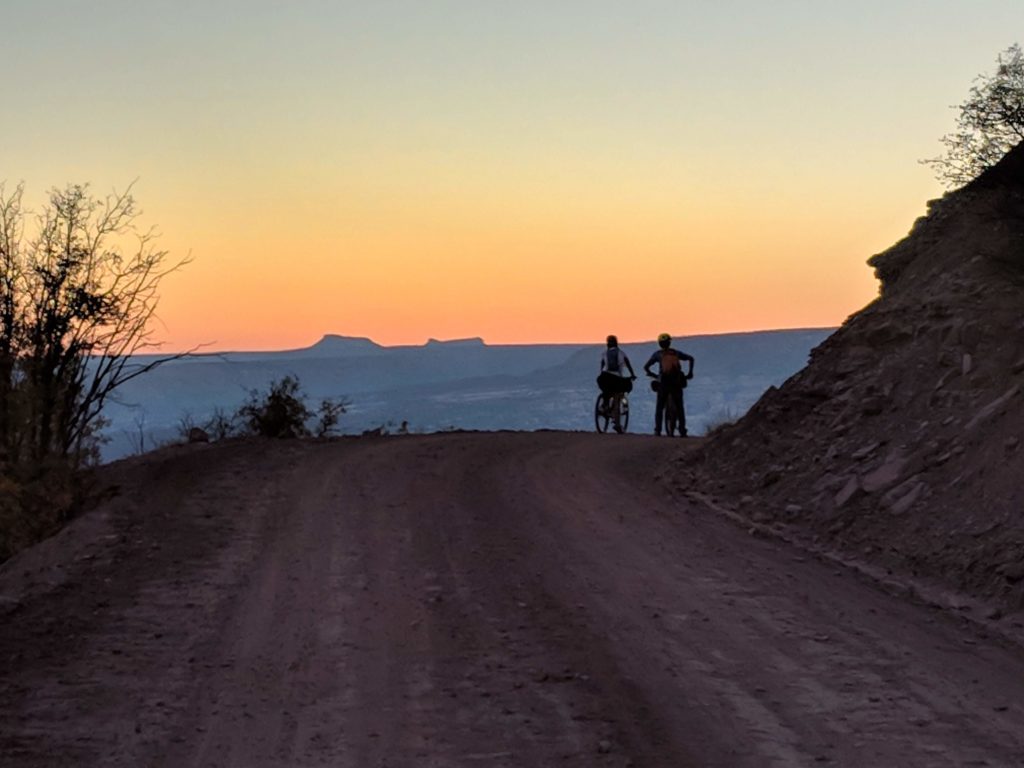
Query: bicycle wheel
[
  {"left": 665, "top": 399, "right": 678, "bottom": 436},
  {"left": 619, "top": 394, "right": 630, "bottom": 433},
  {"left": 594, "top": 393, "right": 611, "bottom": 433}
]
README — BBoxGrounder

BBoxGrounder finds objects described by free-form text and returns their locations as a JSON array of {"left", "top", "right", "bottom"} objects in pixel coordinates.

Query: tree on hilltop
[
  {"left": 0, "top": 182, "right": 188, "bottom": 557},
  {"left": 923, "top": 43, "right": 1024, "bottom": 188}
]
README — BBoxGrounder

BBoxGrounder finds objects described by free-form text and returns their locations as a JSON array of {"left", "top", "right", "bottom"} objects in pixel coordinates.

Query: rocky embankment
[{"left": 690, "top": 144, "right": 1024, "bottom": 612}]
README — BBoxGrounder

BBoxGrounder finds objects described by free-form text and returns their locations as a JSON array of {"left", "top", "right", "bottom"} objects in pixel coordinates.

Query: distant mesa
[
  {"left": 424, "top": 337, "right": 486, "bottom": 348},
  {"left": 308, "top": 334, "right": 383, "bottom": 354},
  {"left": 304, "top": 334, "right": 487, "bottom": 354}
]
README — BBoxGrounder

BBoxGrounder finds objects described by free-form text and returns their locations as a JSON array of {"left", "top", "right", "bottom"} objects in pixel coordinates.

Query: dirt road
[{"left": 2, "top": 433, "right": 1024, "bottom": 767}]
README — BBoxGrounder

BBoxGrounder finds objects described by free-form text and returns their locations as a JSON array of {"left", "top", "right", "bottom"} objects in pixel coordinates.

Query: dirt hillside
[{"left": 690, "top": 143, "right": 1024, "bottom": 613}]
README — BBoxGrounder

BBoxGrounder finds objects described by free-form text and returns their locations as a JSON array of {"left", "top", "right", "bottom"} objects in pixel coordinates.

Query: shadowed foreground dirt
[{"left": 2, "top": 432, "right": 1024, "bottom": 767}]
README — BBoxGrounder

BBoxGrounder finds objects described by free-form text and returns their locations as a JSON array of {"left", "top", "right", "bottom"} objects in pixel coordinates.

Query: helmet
[
  {"left": 606, "top": 334, "right": 618, "bottom": 347},
  {"left": 657, "top": 332, "right": 671, "bottom": 347}
]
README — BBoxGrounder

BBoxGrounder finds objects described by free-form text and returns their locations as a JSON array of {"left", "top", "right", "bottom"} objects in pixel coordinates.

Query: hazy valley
[{"left": 101, "top": 328, "right": 833, "bottom": 460}]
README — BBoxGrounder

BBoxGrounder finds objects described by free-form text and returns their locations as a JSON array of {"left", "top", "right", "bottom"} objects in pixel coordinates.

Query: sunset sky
[{"left": 2, "top": 1, "right": 1021, "bottom": 350}]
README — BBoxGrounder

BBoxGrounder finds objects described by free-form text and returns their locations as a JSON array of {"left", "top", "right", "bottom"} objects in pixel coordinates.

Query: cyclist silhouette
[
  {"left": 643, "top": 333, "right": 694, "bottom": 437},
  {"left": 597, "top": 334, "right": 636, "bottom": 433}
]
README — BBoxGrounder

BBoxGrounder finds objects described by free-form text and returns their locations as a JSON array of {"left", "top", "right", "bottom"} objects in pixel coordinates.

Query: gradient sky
[{"left": 2, "top": 1, "right": 1021, "bottom": 350}]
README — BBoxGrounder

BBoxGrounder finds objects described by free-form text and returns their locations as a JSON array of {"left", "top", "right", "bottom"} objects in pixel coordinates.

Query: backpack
[
  {"left": 660, "top": 349, "right": 681, "bottom": 376},
  {"left": 605, "top": 347, "right": 621, "bottom": 373}
]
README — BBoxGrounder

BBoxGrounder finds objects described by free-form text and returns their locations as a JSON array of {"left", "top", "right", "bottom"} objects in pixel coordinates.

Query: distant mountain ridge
[{"left": 171, "top": 328, "right": 837, "bottom": 358}]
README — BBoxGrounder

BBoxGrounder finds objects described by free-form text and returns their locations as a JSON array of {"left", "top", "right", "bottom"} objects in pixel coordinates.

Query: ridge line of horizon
[{"left": 147, "top": 325, "right": 838, "bottom": 358}]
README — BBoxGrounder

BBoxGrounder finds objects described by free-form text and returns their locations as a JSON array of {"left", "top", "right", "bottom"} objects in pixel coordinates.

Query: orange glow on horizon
[
  {"left": 5, "top": 2, "right": 993, "bottom": 353},
  {"left": 150, "top": 173, "right": 896, "bottom": 352}
]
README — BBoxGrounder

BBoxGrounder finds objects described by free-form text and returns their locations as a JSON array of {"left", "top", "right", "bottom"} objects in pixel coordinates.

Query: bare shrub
[
  {"left": 0, "top": 181, "right": 187, "bottom": 559},
  {"left": 204, "top": 407, "right": 235, "bottom": 441},
  {"left": 314, "top": 398, "right": 348, "bottom": 438},
  {"left": 923, "top": 43, "right": 1024, "bottom": 187},
  {"left": 236, "top": 375, "right": 312, "bottom": 438}
]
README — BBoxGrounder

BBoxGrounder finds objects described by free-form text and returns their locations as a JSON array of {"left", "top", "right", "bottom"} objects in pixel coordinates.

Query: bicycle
[
  {"left": 648, "top": 374, "right": 682, "bottom": 436},
  {"left": 594, "top": 389, "right": 630, "bottom": 433},
  {"left": 665, "top": 386, "right": 679, "bottom": 436}
]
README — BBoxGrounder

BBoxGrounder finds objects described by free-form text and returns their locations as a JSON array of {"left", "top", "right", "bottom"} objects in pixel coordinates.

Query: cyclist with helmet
[
  {"left": 643, "top": 333, "right": 695, "bottom": 436},
  {"left": 597, "top": 334, "right": 637, "bottom": 433}
]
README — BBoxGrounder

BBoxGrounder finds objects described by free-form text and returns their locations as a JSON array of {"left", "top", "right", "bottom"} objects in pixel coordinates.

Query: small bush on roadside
[
  {"left": 313, "top": 399, "right": 347, "bottom": 438},
  {"left": 176, "top": 411, "right": 199, "bottom": 441},
  {"left": 172, "top": 407, "right": 237, "bottom": 444},
  {"left": 236, "top": 376, "right": 311, "bottom": 438},
  {"left": 204, "top": 407, "right": 235, "bottom": 440},
  {"left": 235, "top": 375, "right": 347, "bottom": 439}
]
